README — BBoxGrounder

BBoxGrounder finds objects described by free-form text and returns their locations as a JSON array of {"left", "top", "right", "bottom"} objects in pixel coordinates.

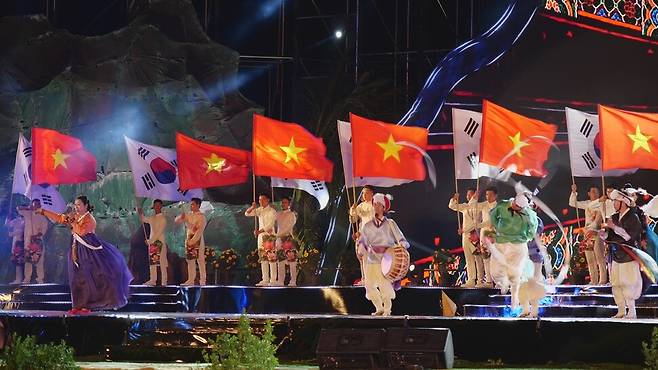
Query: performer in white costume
[
  {"left": 245, "top": 194, "right": 277, "bottom": 286},
  {"left": 17, "top": 199, "right": 49, "bottom": 284},
  {"left": 569, "top": 184, "right": 607, "bottom": 285},
  {"left": 485, "top": 192, "right": 538, "bottom": 311},
  {"left": 601, "top": 189, "right": 643, "bottom": 319},
  {"left": 175, "top": 198, "right": 207, "bottom": 286},
  {"left": 477, "top": 186, "right": 498, "bottom": 288},
  {"left": 357, "top": 193, "right": 409, "bottom": 316},
  {"left": 349, "top": 185, "right": 375, "bottom": 285},
  {"left": 448, "top": 187, "right": 483, "bottom": 287},
  {"left": 275, "top": 197, "right": 298, "bottom": 286},
  {"left": 5, "top": 212, "right": 25, "bottom": 284},
  {"left": 138, "top": 199, "right": 169, "bottom": 286}
]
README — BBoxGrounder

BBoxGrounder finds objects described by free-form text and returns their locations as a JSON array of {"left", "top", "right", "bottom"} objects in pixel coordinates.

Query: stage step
[
  {"left": 488, "top": 293, "right": 658, "bottom": 306},
  {"left": 463, "top": 303, "right": 658, "bottom": 318}
]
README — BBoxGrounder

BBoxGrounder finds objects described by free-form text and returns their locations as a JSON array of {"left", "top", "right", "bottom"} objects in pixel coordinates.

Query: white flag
[
  {"left": 452, "top": 108, "right": 500, "bottom": 180},
  {"left": 271, "top": 177, "right": 329, "bottom": 210},
  {"left": 565, "top": 107, "right": 635, "bottom": 177},
  {"left": 337, "top": 120, "right": 409, "bottom": 188},
  {"left": 11, "top": 133, "right": 66, "bottom": 213},
  {"left": 124, "top": 136, "right": 203, "bottom": 201}
]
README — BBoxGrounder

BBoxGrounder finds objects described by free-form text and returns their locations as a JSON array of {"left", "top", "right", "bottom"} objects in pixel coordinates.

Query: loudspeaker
[
  {"left": 316, "top": 328, "right": 386, "bottom": 369},
  {"left": 383, "top": 328, "right": 454, "bottom": 369}
]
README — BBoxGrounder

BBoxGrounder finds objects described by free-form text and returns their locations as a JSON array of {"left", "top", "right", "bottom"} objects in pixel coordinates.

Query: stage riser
[
  {"left": 464, "top": 304, "right": 658, "bottom": 318},
  {"left": 0, "top": 314, "right": 651, "bottom": 365}
]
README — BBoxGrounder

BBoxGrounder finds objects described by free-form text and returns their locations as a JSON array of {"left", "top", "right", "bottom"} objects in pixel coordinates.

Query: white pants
[
  {"left": 611, "top": 260, "right": 642, "bottom": 317},
  {"left": 489, "top": 242, "right": 529, "bottom": 309},
  {"left": 148, "top": 243, "right": 168, "bottom": 284},
  {"left": 586, "top": 237, "right": 607, "bottom": 284},
  {"left": 185, "top": 244, "right": 206, "bottom": 285},
  {"left": 364, "top": 262, "right": 395, "bottom": 313},
  {"left": 462, "top": 232, "right": 483, "bottom": 284},
  {"left": 519, "top": 262, "right": 547, "bottom": 317}
]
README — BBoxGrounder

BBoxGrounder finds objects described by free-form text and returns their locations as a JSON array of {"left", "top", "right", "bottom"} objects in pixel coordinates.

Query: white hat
[
  {"left": 372, "top": 193, "right": 393, "bottom": 212},
  {"left": 609, "top": 189, "right": 634, "bottom": 207},
  {"left": 513, "top": 192, "right": 530, "bottom": 208}
]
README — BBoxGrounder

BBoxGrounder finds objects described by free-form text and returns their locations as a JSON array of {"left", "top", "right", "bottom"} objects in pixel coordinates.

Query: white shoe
[
  {"left": 371, "top": 310, "right": 384, "bottom": 316},
  {"left": 612, "top": 312, "right": 625, "bottom": 319},
  {"left": 381, "top": 311, "right": 391, "bottom": 317},
  {"left": 145, "top": 280, "right": 156, "bottom": 286}
]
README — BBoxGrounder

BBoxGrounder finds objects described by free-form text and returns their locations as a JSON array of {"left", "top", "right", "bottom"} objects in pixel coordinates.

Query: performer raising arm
[
  {"left": 569, "top": 184, "right": 607, "bottom": 285},
  {"left": 138, "top": 199, "right": 168, "bottom": 286},
  {"left": 37, "top": 195, "right": 133, "bottom": 314},
  {"left": 245, "top": 194, "right": 277, "bottom": 286},
  {"left": 358, "top": 193, "right": 409, "bottom": 316},
  {"left": 448, "top": 187, "right": 483, "bottom": 288},
  {"left": 175, "top": 198, "right": 207, "bottom": 286}
]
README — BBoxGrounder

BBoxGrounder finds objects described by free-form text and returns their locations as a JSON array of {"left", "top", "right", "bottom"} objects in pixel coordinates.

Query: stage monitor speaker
[
  {"left": 382, "top": 327, "right": 454, "bottom": 369},
  {"left": 316, "top": 328, "right": 386, "bottom": 369}
]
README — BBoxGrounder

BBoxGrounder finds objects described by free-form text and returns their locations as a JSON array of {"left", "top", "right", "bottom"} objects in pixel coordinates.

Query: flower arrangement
[
  {"left": 246, "top": 249, "right": 260, "bottom": 270},
  {"left": 217, "top": 248, "right": 239, "bottom": 270},
  {"left": 25, "top": 235, "right": 43, "bottom": 264},
  {"left": 148, "top": 240, "right": 163, "bottom": 265},
  {"left": 297, "top": 246, "right": 321, "bottom": 269},
  {"left": 11, "top": 242, "right": 24, "bottom": 265}
]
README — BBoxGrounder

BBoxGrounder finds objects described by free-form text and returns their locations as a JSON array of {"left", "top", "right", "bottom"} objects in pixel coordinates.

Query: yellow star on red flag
[
  {"left": 279, "top": 137, "right": 306, "bottom": 164},
  {"left": 508, "top": 132, "right": 530, "bottom": 158},
  {"left": 376, "top": 134, "right": 403, "bottom": 162},
  {"left": 627, "top": 125, "right": 652, "bottom": 153},
  {"left": 203, "top": 153, "right": 226, "bottom": 174},
  {"left": 52, "top": 148, "right": 70, "bottom": 169}
]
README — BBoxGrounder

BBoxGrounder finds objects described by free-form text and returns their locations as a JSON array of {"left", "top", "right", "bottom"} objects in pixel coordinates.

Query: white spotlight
[{"left": 334, "top": 30, "right": 343, "bottom": 39}]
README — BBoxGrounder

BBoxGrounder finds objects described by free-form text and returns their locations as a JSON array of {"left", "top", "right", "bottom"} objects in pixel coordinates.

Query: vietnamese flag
[
  {"left": 351, "top": 113, "right": 428, "bottom": 180},
  {"left": 252, "top": 114, "right": 333, "bottom": 181},
  {"left": 176, "top": 133, "right": 251, "bottom": 190},
  {"left": 600, "top": 105, "right": 658, "bottom": 171},
  {"left": 480, "top": 100, "right": 557, "bottom": 177},
  {"left": 32, "top": 128, "right": 97, "bottom": 184}
]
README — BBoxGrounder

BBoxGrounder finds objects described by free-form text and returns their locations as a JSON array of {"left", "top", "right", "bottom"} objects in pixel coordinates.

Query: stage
[{"left": 0, "top": 284, "right": 655, "bottom": 365}]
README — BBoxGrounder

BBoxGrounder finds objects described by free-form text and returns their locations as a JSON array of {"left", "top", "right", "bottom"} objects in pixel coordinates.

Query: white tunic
[
  {"left": 18, "top": 209, "right": 49, "bottom": 241},
  {"left": 569, "top": 193, "right": 602, "bottom": 231},
  {"left": 349, "top": 201, "right": 375, "bottom": 227},
  {"left": 358, "top": 217, "right": 409, "bottom": 264},
  {"left": 142, "top": 213, "right": 167, "bottom": 245},
  {"left": 276, "top": 210, "right": 297, "bottom": 237},
  {"left": 7, "top": 218, "right": 24, "bottom": 244},
  {"left": 448, "top": 197, "right": 481, "bottom": 232},
  {"left": 176, "top": 211, "right": 206, "bottom": 247},
  {"left": 478, "top": 200, "right": 497, "bottom": 229},
  {"left": 245, "top": 206, "right": 277, "bottom": 234}
]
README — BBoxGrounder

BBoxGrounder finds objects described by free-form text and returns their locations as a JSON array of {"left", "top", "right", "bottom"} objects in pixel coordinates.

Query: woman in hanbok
[{"left": 38, "top": 195, "right": 133, "bottom": 314}]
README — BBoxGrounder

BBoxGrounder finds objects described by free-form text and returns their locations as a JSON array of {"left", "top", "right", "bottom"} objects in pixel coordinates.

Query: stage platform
[{"left": 0, "top": 284, "right": 655, "bottom": 365}]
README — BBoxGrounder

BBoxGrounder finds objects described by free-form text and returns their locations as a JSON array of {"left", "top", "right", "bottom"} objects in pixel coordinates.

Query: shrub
[
  {"left": 643, "top": 327, "right": 658, "bottom": 370},
  {"left": 0, "top": 335, "right": 78, "bottom": 370}
]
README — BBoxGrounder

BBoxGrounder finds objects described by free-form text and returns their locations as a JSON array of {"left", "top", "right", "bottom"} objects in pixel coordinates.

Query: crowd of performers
[
  {"left": 447, "top": 183, "right": 654, "bottom": 319},
  {"left": 3, "top": 181, "right": 655, "bottom": 318}
]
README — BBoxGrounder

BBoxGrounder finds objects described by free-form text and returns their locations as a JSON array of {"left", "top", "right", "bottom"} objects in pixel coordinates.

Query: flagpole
[
  {"left": 570, "top": 174, "right": 582, "bottom": 229},
  {"left": 601, "top": 175, "right": 607, "bottom": 221},
  {"left": 133, "top": 195, "right": 149, "bottom": 243},
  {"left": 252, "top": 173, "right": 257, "bottom": 231},
  {"left": 7, "top": 130, "right": 21, "bottom": 222}
]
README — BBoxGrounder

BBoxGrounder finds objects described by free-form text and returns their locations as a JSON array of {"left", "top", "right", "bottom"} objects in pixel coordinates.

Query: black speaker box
[
  {"left": 382, "top": 327, "right": 454, "bottom": 369},
  {"left": 316, "top": 328, "right": 386, "bottom": 369}
]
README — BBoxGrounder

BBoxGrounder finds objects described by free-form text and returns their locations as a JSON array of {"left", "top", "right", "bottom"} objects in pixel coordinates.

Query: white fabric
[
  {"left": 245, "top": 206, "right": 277, "bottom": 234},
  {"left": 358, "top": 218, "right": 409, "bottom": 265},
  {"left": 448, "top": 197, "right": 481, "bottom": 233},
  {"left": 565, "top": 108, "right": 636, "bottom": 177},
  {"left": 12, "top": 133, "right": 66, "bottom": 213},
  {"left": 143, "top": 212, "right": 169, "bottom": 275},
  {"left": 452, "top": 108, "right": 501, "bottom": 179},
  {"left": 7, "top": 218, "right": 24, "bottom": 243},
  {"left": 462, "top": 232, "right": 477, "bottom": 285},
  {"left": 350, "top": 201, "right": 375, "bottom": 227},
  {"left": 513, "top": 194, "right": 530, "bottom": 209},
  {"left": 372, "top": 193, "right": 391, "bottom": 211},
  {"left": 488, "top": 242, "right": 530, "bottom": 309},
  {"left": 478, "top": 201, "right": 497, "bottom": 228},
  {"left": 17, "top": 209, "right": 48, "bottom": 243},
  {"left": 642, "top": 195, "right": 658, "bottom": 218},
  {"left": 611, "top": 261, "right": 642, "bottom": 301},
  {"left": 364, "top": 262, "right": 395, "bottom": 313},
  {"left": 337, "top": 120, "right": 410, "bottom": 187},
  {"left": 176, "top": 211, "right": 206, "bottom": 248},
  {"left": 568, "top": 193, "right": 602, "bottom": 231},
  {"left": 124, "top": 136, "right": 203, "bottom": 202},
  {"left": 271, "top": 177, "right": 329, "bottom": 210},
  {"left": 610, "top": 189, "right": 633, "bottom": 207},
  {"left": 276, "top": 210, "right": 297, "bottom": 237}
]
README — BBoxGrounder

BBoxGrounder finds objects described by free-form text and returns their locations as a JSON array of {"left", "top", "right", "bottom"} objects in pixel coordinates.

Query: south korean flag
[
  {"left": 452, "top": 108, "right": 500, "bottom": 179},
  {"left": 565, "top": 107, "right": 636, "bottom": 177},
  {"left": 124, "top": 136, "right": 203, "bottom": 201}
]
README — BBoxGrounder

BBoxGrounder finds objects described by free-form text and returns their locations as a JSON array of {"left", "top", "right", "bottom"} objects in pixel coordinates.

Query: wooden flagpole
[{"left": 571, "top": 174, "right": 583, "bottom": 229}]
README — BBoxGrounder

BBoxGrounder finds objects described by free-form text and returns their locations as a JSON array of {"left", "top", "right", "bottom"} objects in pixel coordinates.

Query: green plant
[
  {"left": 203, "top": 314, "right": 278, "bottom": 370},
  {"left": 0, "top": 335, "right": 78, "bottom": 370},
  {"left": 643, "top": 327, "right": 658, "bottom": 370}
]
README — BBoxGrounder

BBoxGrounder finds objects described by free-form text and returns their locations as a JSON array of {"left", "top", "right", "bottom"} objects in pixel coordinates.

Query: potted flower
[
  {"left": 298, "top": 245, "right": 321, "bottom": 285},
  {"left": 217, "top": 248, "right": 239, "bottom": 284},
  {"left": 245, "top": 249, "right": 261, "bottom": 285}
]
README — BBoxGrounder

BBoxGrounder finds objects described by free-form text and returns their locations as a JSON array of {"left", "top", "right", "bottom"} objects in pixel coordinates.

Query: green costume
[{"left": 489, "top": 200, "right": 538, "bottom": 244}]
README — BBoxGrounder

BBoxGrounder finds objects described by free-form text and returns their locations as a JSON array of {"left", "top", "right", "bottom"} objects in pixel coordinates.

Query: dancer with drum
[
  {"left": 245, "top": 194, "right": 277, "bottom": 286},
  {"left": 357, "top": 193, "right": 410, "bottom": 316},
  {"left": 569, "top": 184, "right": 607, "bottom": 285}
]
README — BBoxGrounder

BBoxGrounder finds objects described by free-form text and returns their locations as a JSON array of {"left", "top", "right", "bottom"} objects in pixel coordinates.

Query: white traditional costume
[
  {"left": 18, "top": 207, "right": 49, "bottom": 284},
  {"left": 245, "top": 204, "right": 277, "bottom": 286},
  {"left": 448, "top": 195, "right": 483, "bottom": 287},
  {"left": 275, "top": 208, "right": 298, "bottom": 286},
  {"left": 569, "top": 191, "right": 607, "bottom": 285},
  {"left": 350, "top": 197, "right": 375, "bottom": 284},
  {"left": 175, "top": 210, "right": 207, "bottom": 286},
  {"left": 141, "top": 211, "right": 168, "bottom": 285}
]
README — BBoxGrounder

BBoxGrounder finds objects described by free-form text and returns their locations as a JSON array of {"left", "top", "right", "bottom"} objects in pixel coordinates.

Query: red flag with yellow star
[
  {"left": 350, "top": 113, "right": 428, "bottom": 180},
  {"left": 176, "top": 133, "right": 251, "bottom": 190},
  {"left": 480, "top": 100, "right": 557, "bottom": 177},
  {"left": 252, "top": 114, "right": 333, "bottom": 181},
  {"left": 32, "top": 128, "right": 97, "bottom": 184},
  {"left": 599, "top": 105, "right": 658, "bottom": 171}
]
